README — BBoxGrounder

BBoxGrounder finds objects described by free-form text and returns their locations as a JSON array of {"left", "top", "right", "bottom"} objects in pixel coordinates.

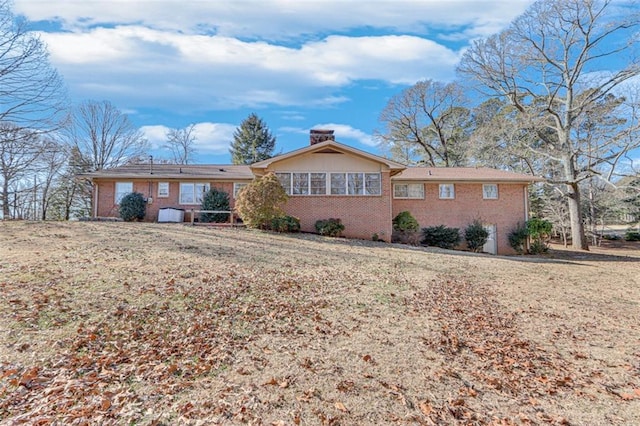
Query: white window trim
[
  {"left": 157, "top": 182, "right": 169, "bottom": 198},
  {"left": 483, "top": 183, "right": 499, "bottom": 200},
  {"left": 438, "top": 183, "right": 455, "bottom": 199},
  {"left": 115, "top": 182, "right": 133, "bottom": 204},
  {"left": 275, "top": 171, "right": 381, "bottom": 196},
  {"left": 233, "top": 182, "right": 248, "bottom": 198},
  {"left": 179, "top": 182, "right": 210, "bottom": 205},
  {"left": 393, "top": 183, "right": 425, "bottom": 199}
]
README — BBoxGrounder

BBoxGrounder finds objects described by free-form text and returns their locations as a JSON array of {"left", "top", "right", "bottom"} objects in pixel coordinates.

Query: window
[
  {"left": 276, "top": 172, "right": 380, "bottom": 196},
  {"left": 331, "top": 173, "right": 346, "bottom": 195},
  {"left": 483, "top": 184, "right": 498, "bottom": 199},
  {"left": 157, "top": 182, "right": 169, "bottom": 198},
  {"left": 394, "top": 183, "right": 424, "bottom": 199},
  {"left": 365, "top": 173, "right": 381, "bottom": 195},
  {"left": 179, "top": 182, "right": 210, "bottom": 204},
  {"left": 331, "top": 172, "right": 381, "bottom": 195},
  {"left": 115, "top": 182, "right": 133, "bottom": 204},
  {"left": 310, "top": 173, "right": 326, "bottom": 195},
  {"left": 347, "top": 173, "right": 364, "bottom": 195},
  {"left": 233, "top": 183, "right": 248, "bottom": 198},
  {"left": 276, "top": 173, "right": 291, "bottom": 195},
  {"left": 439, "top": 184, "right": 455, "bottom": 199},
  {"left": 292, "top": 172, "right": 309, "bottom": 195}
]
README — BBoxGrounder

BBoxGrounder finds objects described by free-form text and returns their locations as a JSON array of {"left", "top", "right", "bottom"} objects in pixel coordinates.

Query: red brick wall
[
  {"left": 282, "top": 171, "right": 393, "bottom": 241},
  {"left": 392, "top": 183, "right": 528, "bottom": 254},
  {"left": 94, "top": 180, "right": 238, "bottom": 222}
]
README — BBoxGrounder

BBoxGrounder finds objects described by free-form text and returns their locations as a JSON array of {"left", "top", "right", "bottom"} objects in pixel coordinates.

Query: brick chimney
[{"left": 310, "top": 129, "right": 335, "bottom": 145}]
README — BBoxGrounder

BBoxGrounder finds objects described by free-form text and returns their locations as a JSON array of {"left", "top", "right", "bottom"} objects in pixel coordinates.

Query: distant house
[{"left": 85, "top": 130, "right": 541, "bottom": 254}]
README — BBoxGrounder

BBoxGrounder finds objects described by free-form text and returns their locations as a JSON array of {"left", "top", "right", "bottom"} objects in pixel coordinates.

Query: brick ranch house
[{"left": 85, "top": 130, "right": 541, "bottom": 254}]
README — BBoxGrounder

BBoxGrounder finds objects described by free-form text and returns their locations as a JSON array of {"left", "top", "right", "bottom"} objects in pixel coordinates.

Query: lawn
[{"left": 1, "top": 221, "right": 639, "bottom": 425}]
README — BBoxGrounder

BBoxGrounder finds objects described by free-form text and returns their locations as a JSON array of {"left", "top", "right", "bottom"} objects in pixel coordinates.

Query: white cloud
[
  {"left": 141, "top": 122, "right": 236, "bottom": 155},
  {"left": 39, "top": 27, "right": 459, "bottom": 112},
  {"left": 282, "top": 124, "right": 375, "bottom": 147},
  {"left": 139, "top": 125, "right": 169, "bottom": 149},
  {"left": 15, "top": 0, "right": 534, "bottom": 40}
]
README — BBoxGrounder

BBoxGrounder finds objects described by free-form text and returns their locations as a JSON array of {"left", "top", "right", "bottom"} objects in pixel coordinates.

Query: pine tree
[{"left": 229, "top": 113, "right": 275, "bottom": 165}]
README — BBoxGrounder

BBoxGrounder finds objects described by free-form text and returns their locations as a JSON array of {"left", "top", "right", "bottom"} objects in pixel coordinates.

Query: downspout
[
  {"left": 524, "top": 184, "right": 530, "bottom": 221},
  {"left": 387, "top": 170, "right": 393, "bottom": 242},
  {"left": 94, "top": 183, "right": 99, "bottom": 218}
]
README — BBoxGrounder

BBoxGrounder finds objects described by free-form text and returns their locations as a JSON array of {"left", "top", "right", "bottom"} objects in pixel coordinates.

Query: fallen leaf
[
  {"left": 418, "top": 400, "right": 432, "bottom": 416},
  {"left": 335, "top": 401, "right": 348, "bottom": 412}
]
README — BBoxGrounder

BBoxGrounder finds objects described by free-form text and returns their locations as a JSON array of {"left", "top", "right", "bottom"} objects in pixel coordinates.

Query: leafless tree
[
  {"left": 377, "top": 80, "right": 471, "bottom": 167},
  {"left": 66, "top": 100, "right": 148, "bottom": 171},
  {"left": 459, "top": 0, "right": 640, "bottom": 250},
  {"left": 0, "top": 0, "right": 67, "bottom": 131},
  {"left": 164, "top": 124, "right": 197, "bottom": 164},
  {"left": 0, "top": 122, "right": 43, "bottom": 218},
  {"left": 62, "top": 100, "right": 148, "bottom": 211},
  {"left": 36, "top": 139, "right": 67, "bottom": 220}
]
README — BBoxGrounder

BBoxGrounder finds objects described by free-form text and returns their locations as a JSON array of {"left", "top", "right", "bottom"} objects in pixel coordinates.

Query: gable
[
  {"left": 267, "top": 150, "right": 384, "bottom": 172},
  {"left": 250, "top": 140, "right": 406, "bottom": 175}
]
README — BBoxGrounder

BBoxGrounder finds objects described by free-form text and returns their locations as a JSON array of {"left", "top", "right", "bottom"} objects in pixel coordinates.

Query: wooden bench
[{"left": 189, "top": 209, "right": 239, "bottom": 226}]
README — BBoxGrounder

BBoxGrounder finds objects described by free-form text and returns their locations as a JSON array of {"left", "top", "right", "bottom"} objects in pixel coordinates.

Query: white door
[{"left": 483, "top": 224, "right": 497, "bottom": 255}]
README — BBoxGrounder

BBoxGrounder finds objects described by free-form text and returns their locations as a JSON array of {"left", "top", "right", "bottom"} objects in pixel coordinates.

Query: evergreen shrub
[
  {"left": 119, "top": 192, "right": 146, "bottom": 222},
  {"left": 200, "top": 188, "right": 231, "bottom": 223},
  {"left": 465, "top": 220, "right": 489, "bottom": 252},
  {"left": 270, "top": 215, "right": 301, "bottom": 233},
  {"left": 315, "top": 218, "right": 344, "bottom": 237},
  {"left": 421, "top": 225, "right": 460, "bottom": 249}
]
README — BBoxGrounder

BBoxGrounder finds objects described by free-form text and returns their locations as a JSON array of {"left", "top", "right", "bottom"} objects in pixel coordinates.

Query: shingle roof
[
  {"left": 393, "top": 167, "right": 542, "bottom": 183},
  {"left": 83, "top": 164, "right": 254, "bottom": 180}
]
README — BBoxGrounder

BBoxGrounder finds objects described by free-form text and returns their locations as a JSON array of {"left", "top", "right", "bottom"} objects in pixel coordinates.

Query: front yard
[{"left": 0, "top": 221, "right": 638, "bottom": 424}]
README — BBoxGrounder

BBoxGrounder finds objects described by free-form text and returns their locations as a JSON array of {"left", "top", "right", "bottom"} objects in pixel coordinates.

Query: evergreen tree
[{"left": 229, "top": 113, "right": 275, "bottom": 165}]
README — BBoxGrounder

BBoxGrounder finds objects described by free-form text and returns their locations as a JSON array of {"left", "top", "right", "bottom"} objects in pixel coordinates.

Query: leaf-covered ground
[{"left": 0, "top": 221, "right": 638, "bottom": 425}]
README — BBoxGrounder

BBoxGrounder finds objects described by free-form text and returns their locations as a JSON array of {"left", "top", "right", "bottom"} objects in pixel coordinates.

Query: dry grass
[{"left": 0, "top": 221, "right": 639, "bottom": 425}]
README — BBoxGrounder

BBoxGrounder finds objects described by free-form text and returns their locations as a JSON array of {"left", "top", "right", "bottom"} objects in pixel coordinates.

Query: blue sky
[{"left": 15, "top": 0, "right": 540, "bottom": 163}]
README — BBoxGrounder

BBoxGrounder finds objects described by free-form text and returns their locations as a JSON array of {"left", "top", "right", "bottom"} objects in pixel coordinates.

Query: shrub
[
  {"left": 235, "top": 172, "right": 288, "bottom": 229},
  {"left": 392, "top": 211, "right": 419, "bottom": 232},
  {"left": 527, "top": 217, "right": 552, "bottom": 254},
  {"left": 200, "top": 188, "right": 230, "bottom": 223},
  {"left": 315, "top": 218, "right": 344, "bottom": 237},
  {"left": 625, "top": 231, "right": 640, "bottom": 241},
  {"left": 270, "top": 215, "right": 301, "bottom": 233},
  {"left": 421, "top": 225, "right": 460, "bottom": 249},
  {"left": 601, "top": 234, "right": 621, "bottom": 241},
  {"left": 465, "top": 220, "right": 489, "bottom": 253},
  {"left": 119, "top": 192, "right": 146, "bottom": 222},
  {"left": 508, "top": 223, "right": 528, "bottom": 254}
]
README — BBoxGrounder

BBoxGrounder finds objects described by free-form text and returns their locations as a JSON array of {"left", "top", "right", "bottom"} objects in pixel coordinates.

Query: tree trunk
[
  {"left": 566, "top": 182, "right": 589, "bottom": 250},
  {"left": 2, "top": 181, "right": 9, "bottom": 219}
]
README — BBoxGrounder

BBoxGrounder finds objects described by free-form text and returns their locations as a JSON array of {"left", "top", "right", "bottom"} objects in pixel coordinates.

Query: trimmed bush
[
  {"left": 625, "top": 231, "right": 640, "bottom": 241},
  {"left": 200, "top": 188, "right": 230, "bottom": 223},
  {"left": 235, "top": 172, "right": 288, "bottom": 229},
  {"left": 315, "top": 218, "right": 344, "bottom": 237},
  {"left": 119, "top": 192, "right": 146, "bottom": 222},
  {"left": 465, "top": 220, "right": 489, "bottom": 253},
  {"left": 421, "top": 225, "right": 460, "bottom": 249},
  {"left": 527, "top": 217, "right": 552, "bottom": 254},
  {"left": 392, "top": 211, "right": 419, "bottom": 232},
  {"left": 508, "top": 223, "right": 528, "bottom": 254},
  {"left": 270, "top": 215, "right": 301, "bottom": 233}
]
